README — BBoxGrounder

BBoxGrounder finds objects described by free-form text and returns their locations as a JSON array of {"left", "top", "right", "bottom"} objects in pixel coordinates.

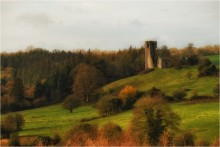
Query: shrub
[
  {"left": 172, "top": 89, "right": 187, "bottom": 100},
  {"left": 198, "top": 58, "right": 218, "bottom": 77},
  {"left": 52, "top": 133, "right": 61, "bottom": 145},
  {"left": 187, "top": 54, "right": 199, "bottom": 65},
  {"left": 9, "top": 133, "right": 20, "bottom": 146},
  {"left": 119, "top": 85, "right": 138, "bottom": 110},
  {"left": 101, "top": 122, "right": 123, "bottom": 142},
  {"left": 119, "top": 85, "right": 137, "bottom": 99},
  {"left": 1, "top": 113, "right": 25, "bottom": 138},
  {"left": 34, "top": 136, "right": 54, "bottom": 146},
  {"left": 159, "top": 130, "right": 175, "bottom": 146},
  {"left": 149, "top": 87, "right": 164, "bottom": 98},
  {"left": 66, "top": 124, "right": 98, "bottom": 146},
  {"left": 174, "top": 132, "right": 195, "bottom": 146},
  {"left": 96, "top": 95, "right": 122, "bottom": 115},
  {"left": 131, "top": 98, "right": 180, "bottom": 145}
]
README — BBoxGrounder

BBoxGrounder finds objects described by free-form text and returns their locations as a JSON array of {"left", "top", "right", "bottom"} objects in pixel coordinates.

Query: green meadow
[
  {"left": 102, "top": 67, "right": 218, "bottom": 98},
  {"left": 13, "top": 101, "right": 219, "bottom": 143},
  {"left": 206, "top": 55, "right": 219, "bottom": 66}
]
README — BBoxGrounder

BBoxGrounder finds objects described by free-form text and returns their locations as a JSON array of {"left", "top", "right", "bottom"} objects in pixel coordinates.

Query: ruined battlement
[{"left": 145, "top": 41, "right": 157, "bottom": 69}]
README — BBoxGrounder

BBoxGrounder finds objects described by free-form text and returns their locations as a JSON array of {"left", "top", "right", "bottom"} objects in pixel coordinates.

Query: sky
[{"left": 1, "top": 0, "right": 219, "bottom": 52}]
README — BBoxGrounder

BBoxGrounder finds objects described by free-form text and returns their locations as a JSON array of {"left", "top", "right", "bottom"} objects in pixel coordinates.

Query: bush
[
  {"left": 119, "top": 85, "right": 138, "bottom": 110},
  {"left": 52, "top": 133, "right": 61, "bottom": 145},
  {"left": 149, "top": 87, "right": 164, "bottom": 98},
  {"left": 9, "top": 133, "right": 20, "bottom": 146},
  {"left": 101, "top": 122, "right": 123, "bottom": 142},
  {"left": 198, "top": 58, "right": 218, "bottom": 77},
  {"left": 131, "top": 98, "right": 180, "bottom": 145},
  {"left": 66, "top": 124, "right": 98, "bottom": 146},
  {"left": 1, "top": 113, "right": 25, "bottom": 138},
  {"left": 34, "top": 136, "right": 54, "bottom": 146},
  {"left": 172, "top": 89, "right": 187, "bottom": 100},
  {"left": 174, "top": 132, "right": 195, "bottom": 146},
  {"left": 159, "top": 130, "right": 175, "bottom": 146},
  {"left": 96, "top": 95, "right": 122, "bottom": 115}
]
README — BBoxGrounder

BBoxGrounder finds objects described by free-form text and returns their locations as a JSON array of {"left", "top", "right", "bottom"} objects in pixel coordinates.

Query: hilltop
[{"left": 102, "top": 66, "right": 218, "bottom": 98}]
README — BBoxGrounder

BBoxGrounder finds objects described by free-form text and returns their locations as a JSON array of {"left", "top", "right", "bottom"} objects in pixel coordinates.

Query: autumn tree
[
  {"left": 1, "top": 113, "right": 25, "bottom": 138},
  {"left": 131, "top": 98, "right": 180, "bottom": 145},
  {"left": 119, "top": 85, "right": 138, "bottom": 109},
  {"left": 72, "top": 63, "right": 103, "bottom": 103},
  {"left": 63, "top": 95, "right": 80, "bottom": 113}
]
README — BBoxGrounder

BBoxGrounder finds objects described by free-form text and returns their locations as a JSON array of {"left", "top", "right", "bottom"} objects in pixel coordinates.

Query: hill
[
  {"left": 102, "top": 66, "right": 218, "bottom": 98},
  {"left": 3, "top": 65, "right": 218, "bottom": 144}
]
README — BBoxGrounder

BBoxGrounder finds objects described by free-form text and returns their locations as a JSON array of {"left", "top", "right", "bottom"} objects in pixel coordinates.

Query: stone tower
[{"left": 145, "top": 41, "right": 157, "bottom": 69}]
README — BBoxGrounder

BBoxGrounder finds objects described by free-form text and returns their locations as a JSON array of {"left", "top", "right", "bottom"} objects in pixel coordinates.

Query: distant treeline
[{"left": 1, "top": 44, "right": 219, "bottom": 86}]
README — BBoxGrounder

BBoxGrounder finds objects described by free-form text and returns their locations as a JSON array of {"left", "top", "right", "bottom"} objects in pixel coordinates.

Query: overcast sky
[{"left": 1, "top": 0, "right": 219, "bottom": 52}]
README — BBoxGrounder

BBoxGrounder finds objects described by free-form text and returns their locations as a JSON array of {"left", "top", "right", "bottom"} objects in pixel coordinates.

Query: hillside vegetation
[
  {"left": 7, "top": 101, "right": 219, "bottom": 143},
  {"left": 2, "top": 65, "right": 218, "bottom": 144},
  {"left": 103, "top": 66, "right": 218, "bottom": 98}
]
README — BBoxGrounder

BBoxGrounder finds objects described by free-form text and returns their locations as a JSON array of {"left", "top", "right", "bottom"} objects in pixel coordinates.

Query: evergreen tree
[{"left": 11, "top": 78, "right": 24, "bottom": 102}]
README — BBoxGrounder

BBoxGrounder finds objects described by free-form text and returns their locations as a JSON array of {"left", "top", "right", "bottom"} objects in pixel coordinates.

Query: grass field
[
  {"left": 206, "top": 55, "right": 219, "bottom": 67},
  {"left": 12, "top": 101, "right": 219, "bottom": 143},
  {"left": 102, "top": 66, "right": 218, "bottom": 98}
]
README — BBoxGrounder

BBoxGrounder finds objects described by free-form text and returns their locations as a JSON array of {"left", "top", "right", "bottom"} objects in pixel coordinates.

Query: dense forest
[{"left": 1, "top": 44, "right": 219, "bottom": 113}]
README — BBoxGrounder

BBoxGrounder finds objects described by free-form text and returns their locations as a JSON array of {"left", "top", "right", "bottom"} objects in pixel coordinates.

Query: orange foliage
[
  {"left": 119, "top": 85, "right": 137, "bottom": 100},
  {"left": 24, "top": 85, "right": 35, "bottom": 98},
  {"left": 0, "top": 139, "right": 9, "bottom": 146},
  {"left": 65, "top": 130, "right": 145, "bottom": 146}
]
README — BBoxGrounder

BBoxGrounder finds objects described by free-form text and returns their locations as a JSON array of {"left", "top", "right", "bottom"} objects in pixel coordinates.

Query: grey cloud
[
  {"left": 17, "top": 12, "right": 54, "bottom": 28},
  {"left": 130, "top": 19, "right": 145, "bottom": 27}
]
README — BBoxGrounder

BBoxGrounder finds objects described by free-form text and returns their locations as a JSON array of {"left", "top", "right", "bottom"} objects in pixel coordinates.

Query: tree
[
  {"left": 63, "top": 95, "right": 80, "bottom": 113},
  {"left": 72, "top": 63, "right": 103, "bottom": 103},
  {"left": 96, "top": 95, "right": 122, "bottom": 115},
  {"left": 11, "top": 78, "right": 24, "bottom": 102},
  {"left": 198, "top": 58, "right": 218, "bottom": 77},
  {"left": 119, "top": 85, "right": 138, "bottom": 109},
  {"left": 158, "top": 45, "right": 170, "bottom": 58},
  {"left": 131, "top": 98, "right": 180, "bottom": 145},
  {"left": 34, "top": 80, "right": 51, "bottom": 100},
  {"left": 1, "top": 113, "right": 25, "bottom": 138},
  {"left": 101, "top": 122, "right": 123, "bottom": 142}
]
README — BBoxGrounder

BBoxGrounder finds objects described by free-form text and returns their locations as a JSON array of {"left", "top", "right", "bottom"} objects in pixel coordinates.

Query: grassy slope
[
  {"left": 102, "top": 66, "right": 218, "bottom": 98},
  {"left": 206, "top": 55, "right": 219, "bottom": 66},
  {"left": 15, "top": 101, "right": 219, "bottom": 143}
]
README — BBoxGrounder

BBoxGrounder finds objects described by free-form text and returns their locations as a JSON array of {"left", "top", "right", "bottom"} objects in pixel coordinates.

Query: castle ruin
[
  {"left": 145, "top": 41, "right": 158, "bottom": 69},
  {"left": 145, "top": 40, "right": 169, "bottom": 69}
]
